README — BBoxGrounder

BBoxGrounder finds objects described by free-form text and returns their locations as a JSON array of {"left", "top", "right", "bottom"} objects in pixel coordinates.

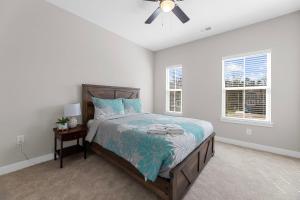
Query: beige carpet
[{"left": 0, "top": 142, "right": 299, "bottom": 200}]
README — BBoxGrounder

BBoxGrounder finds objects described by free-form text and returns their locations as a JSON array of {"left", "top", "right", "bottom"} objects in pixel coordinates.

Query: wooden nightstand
[{"left": 53, "top": 125, "right": 87, "bottom": 168}]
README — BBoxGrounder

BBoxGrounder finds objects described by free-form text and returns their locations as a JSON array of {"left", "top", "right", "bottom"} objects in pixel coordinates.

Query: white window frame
[
  {"left": 166, "top": 65, "right": 183, "bottom": 115},
  {"left": 221, "top": 50, "right": 273, "bottom": 127}
]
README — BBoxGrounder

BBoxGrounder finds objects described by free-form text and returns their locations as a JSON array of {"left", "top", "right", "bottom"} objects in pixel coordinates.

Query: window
[
  {"left": 166, "top": 66, "right": 182, "bottom": 113},
  {"left": 222, "top": 50, "right": 271, "bottom": 126}
]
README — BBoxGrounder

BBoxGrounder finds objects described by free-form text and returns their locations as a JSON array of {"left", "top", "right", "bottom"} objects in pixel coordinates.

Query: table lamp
[{"left": 64, "top": 103, "right": 81, "bottom": 128}]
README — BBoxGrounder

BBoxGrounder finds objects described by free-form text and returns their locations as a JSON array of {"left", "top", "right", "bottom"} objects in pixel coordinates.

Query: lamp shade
[{"left": 64, "top": 103, "right": 81, "bottom": 117}]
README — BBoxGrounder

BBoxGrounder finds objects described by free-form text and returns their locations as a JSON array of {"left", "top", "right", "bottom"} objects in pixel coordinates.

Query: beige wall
[
  {"left": 0, "top": 0, "right": 298, "bottom": 168},
  {"left": 154, "top": 12, "right": 300, "bottom": 152},
  {"left": 0, "top": 0, "right": 154, "bottom": 166}
]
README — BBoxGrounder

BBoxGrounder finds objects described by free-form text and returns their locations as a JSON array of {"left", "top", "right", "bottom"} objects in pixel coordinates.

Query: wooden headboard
[{"left": 82, "top": 84, "right": 140, "bottom": 124}]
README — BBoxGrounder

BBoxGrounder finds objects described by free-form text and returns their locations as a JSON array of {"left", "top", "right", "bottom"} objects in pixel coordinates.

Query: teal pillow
[
  {"left": 123, "top": 99, "right": 142, "bottom": 114},
  {"left": 92, "top": 97, "right": 124, "bottom": 118}
]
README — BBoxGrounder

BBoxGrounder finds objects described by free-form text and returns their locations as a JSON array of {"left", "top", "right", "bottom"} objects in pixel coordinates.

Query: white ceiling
[{"left": 46, "top": 0, "right": 300, "bottom": 51}]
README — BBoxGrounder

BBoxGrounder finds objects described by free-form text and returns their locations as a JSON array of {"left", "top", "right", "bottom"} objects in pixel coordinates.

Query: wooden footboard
[
  {"left": 89, "top": 133, "right": 215, "bottom": 200},
  {"left": 170, "top": 132, "right": 215, "bottom": 200}
]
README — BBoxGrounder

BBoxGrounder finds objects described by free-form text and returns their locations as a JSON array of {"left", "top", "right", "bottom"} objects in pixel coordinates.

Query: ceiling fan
[{"left": 144, "top": 0, "right": 190, "bottom": 24}]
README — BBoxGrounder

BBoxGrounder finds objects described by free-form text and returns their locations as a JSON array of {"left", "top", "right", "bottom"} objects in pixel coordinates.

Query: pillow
[
  {"left": 123, "top": 98, "right": 142, "bottom": 114},
  {"left": 92, "top": 97, "right": 124, "bottom": 119}
]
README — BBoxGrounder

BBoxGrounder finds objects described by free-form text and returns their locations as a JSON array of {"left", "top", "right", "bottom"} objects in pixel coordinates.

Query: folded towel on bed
[
  {"left": 147, "top": 124, "right": 184, "bottom": 135},
  {"left": 147, "top": 124, "right": 168, "bottom": 135},
  {"left": 166, "top": 127, "right": 184, "bottom": 135}
]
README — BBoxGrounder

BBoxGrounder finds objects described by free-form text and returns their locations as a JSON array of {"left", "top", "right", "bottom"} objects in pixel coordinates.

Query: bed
[{"left": 82, "top": 84, "right": 215, "bottom": 200}]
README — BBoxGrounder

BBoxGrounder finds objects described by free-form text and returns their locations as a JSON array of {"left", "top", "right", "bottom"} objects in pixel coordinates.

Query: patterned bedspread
[{"left": 87, "top": 113, "right": 213, "bottom": 181}]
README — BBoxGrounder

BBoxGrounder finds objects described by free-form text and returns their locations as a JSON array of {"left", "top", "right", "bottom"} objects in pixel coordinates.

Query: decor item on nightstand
[
  {"left": 64, "top": 103, "right": 81, "bottom": 128},
  {"left": 56, "top": 117, "right": 69, "bottom": 130}
]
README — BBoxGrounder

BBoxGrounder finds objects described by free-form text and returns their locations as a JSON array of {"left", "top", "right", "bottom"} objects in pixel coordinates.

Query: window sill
[
  {"left": 165, "top": 112, "right": 183, "bottom": 117},
  {"left": 220, "top": 117, "right": 273, "bottom": 127}
]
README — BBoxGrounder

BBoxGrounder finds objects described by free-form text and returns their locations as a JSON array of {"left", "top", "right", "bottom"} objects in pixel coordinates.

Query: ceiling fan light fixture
[
  {"left": 160, "top": 0, "right": 175, "bottom": 13},
  {"left": 145, "top": 0, "right": 189, "bottom": 24}
]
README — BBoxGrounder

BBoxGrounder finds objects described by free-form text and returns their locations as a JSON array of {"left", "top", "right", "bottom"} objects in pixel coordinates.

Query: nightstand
[{"left": 53, "top": 125, "right": 87, "bottom": 168}]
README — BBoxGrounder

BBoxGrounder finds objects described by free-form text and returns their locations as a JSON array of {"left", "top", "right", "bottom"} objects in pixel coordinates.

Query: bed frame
[{"left": 82, "top": 84, "right": 215, "bottom": 200}]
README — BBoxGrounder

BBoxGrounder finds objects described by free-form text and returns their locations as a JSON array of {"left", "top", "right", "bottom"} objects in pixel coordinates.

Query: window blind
[
  {"left": 222, "top": 51, "right": 271, "bottom": 122},
  {"left": 166, "top": 67, "right": 182, "bottom": 113}
]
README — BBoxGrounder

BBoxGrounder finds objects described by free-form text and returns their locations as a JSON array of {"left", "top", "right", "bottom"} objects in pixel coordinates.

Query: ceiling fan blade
[
  {"left": 145, "top": 7, "right": 161, "bottom": 24},
  {"left": 172, "top": 5, "right": 190, "bottom": 23}
]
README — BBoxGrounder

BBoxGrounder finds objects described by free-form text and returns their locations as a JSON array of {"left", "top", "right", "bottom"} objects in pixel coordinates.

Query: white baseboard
[
  {"left": 215, "top": 136, "right": 300, "bottom": 159},
  {"left": 1, "top": 137, "right": 299, "bottom": 176},
  {"left": 0, "top": 154, "right": 53, "bottom": 176}
]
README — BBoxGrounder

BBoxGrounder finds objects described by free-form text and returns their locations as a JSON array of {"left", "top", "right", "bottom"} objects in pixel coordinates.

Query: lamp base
[{"left": 68, "top": 117, "right": 78, "bottom": 128}]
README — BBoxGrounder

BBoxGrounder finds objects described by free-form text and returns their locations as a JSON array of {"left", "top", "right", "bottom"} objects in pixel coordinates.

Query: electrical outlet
[
  {"left": 17, "top": 135, "right": 24, "bottom": 145},
  {"left": 246, "top": 128, "right": 252, "bottom": 136}
]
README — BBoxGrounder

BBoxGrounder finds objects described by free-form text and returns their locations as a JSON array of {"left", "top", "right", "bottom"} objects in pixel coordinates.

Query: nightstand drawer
[{"left": 60, "top": 132, "right": 85, "bottom": 141}]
